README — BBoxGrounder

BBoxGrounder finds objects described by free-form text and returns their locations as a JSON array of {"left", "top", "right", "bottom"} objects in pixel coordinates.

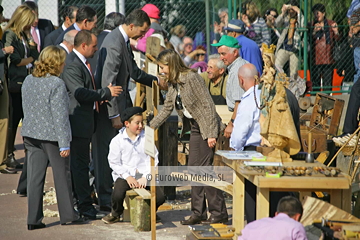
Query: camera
[{"left": 175, "top": 94, "right": 184, "bottom": 110}]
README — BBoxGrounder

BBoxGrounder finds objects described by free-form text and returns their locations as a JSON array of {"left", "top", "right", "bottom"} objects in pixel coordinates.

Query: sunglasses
[{"left": 196, "top": 53, "right": 205, "bottom": 56}]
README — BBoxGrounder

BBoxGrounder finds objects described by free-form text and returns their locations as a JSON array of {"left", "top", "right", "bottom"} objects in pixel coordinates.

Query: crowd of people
[{"left": 0, "top": 0, "right": 358, "bottom": 239}]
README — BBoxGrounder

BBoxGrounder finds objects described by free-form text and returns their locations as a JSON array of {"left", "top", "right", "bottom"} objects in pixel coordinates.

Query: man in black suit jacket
[
  {"left": 62, "top": 30, "right": 122, "bottom": 220},
  {"left": 44, "top": 6, "right": 78, "bottom": 48},
  {"left": 92, "top": 9, "right": 157, "bottom": 210},
  {"left": 23, "top": 1, "right": 55, "bottom": 52},
  {"left": 55, "top": 5, "right": 97, "bottom": 45}
]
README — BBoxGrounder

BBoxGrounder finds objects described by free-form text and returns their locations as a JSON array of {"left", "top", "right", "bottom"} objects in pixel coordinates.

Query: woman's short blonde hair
[
  {"left": 32, "top": 46, "right": 67, "bottom": 78},
  {"left": 5, "top": 5, "right": 36, "bottom": 39},
  {"left": 157, "top": 49, "right": 195, "bottom": 84}
]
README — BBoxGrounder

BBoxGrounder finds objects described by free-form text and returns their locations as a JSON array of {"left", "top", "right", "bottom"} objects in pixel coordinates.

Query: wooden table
[{"left": 221, "top": 157, "right": 352, "bottom": 236}]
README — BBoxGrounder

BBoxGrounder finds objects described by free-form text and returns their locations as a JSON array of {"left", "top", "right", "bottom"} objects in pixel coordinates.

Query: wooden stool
[{"left": 123, "top": 189, "right": 151, "bottom": 231}]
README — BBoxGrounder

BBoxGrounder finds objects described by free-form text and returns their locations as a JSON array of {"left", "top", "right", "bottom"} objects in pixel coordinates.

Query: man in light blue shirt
[{"left": 230, "top": 63, "right": 261, "bottom": 151}]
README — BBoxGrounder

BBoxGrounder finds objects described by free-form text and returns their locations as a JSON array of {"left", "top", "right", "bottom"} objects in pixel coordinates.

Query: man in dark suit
[
  {"left": 89, "top": 12, "right": 124, "bottom": 82},
  {"left": 92, "top": 9, "right": 156, "bottom": 210},
  {"left": 44, "top": 5, "right": 78, "bottom": 48},
  {"left": 62, "top": 30, "right": 122, "bottom": 220},
  {"left": 23, "top": 1, "right": 55, "bottom": 52},
  {"left": 90, "top": 12, "right": 124, "bottom": 212},
  {"left": 55, "top": 5, "right": 97, "bottom": 45},
  {"left": 59, "top": 29, "right": 78, "bottom": 54}
]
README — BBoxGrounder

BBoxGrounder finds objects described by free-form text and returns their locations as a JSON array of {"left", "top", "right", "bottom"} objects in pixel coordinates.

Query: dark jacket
[
  {"left": 44, "top": 26, "right": 63, "bottom": 48},
  {"left": 38, "top": 19, "right": 55, "bottom": 51},
  {"left": 2, "top": 30, "right": 39, "bottom": 92},
  {"left": 62, "top": 51, "right": 112, "bottom": 138}
]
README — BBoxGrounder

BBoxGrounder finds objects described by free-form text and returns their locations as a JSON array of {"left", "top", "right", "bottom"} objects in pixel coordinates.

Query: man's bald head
[
  {"left": 63, "top": 29, "right": 78, "bottom": 45},
  {"left": 238, "top": 63, "right": 258, "bottom": 91}
]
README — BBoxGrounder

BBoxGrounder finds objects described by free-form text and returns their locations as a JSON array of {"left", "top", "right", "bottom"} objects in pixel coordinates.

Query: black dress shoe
[
  {"left": 61, "top": 216, "right": 88, "bottom": 225},
  {"left": 6, "top": 153, "right": 21, "bottom": 169},
  {"left": 28, "top": 223, "right": 46, "bottom": 230},
  {"left": 0, "top": 167, "right": 17, "bottom": 174},
  {"left": 180, "top": 215, "right": 203, "bottom": 225},
  {"left": 17, "top": 191, "right": 27, "bottom": 197},
  {"left": 202, "top": 216, "right": 229, "bottom": 224},
  {"left": 79, "top": 208, "right": 106, "bottom": 220}
]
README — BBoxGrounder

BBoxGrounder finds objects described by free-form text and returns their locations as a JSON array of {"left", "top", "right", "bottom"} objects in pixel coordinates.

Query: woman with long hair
[
  {"left": 3, "top": 5, "right": 39, "bottom": 169},
  {"left": 150, "top": 49, "right": 228, "bottom": 225},
  {"left": 22, "top": 46, "right": 87, "bottom": 230}
]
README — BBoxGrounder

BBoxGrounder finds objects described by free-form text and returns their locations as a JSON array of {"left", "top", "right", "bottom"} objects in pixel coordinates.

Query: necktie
[
  {"left": 31, "top": 26, "right": 40, "bottom": 52},
  {"left": 86, "top": 60, "right": 99, "bottom": 113},
  {"left": 126, "top": 40, "right": 132, "bottom": 53}
]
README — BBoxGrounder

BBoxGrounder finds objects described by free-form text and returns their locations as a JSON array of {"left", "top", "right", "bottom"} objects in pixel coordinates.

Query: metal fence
[{"left": 1, "top": 0, "right": 356, "bottom": 90}]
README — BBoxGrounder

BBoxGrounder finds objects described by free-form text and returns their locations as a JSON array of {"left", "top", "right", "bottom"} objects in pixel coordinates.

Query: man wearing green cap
[{"left": 211, "top": 35, "right": 249, "bottom": 138}]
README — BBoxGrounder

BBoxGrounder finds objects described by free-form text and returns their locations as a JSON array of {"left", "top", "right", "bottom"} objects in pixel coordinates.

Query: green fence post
[
  {"left": 228, "top": 0, "right": 232, "bottom": 20},
  {"left": 205, "top": 0, "right": 210, "bottom": 57}
]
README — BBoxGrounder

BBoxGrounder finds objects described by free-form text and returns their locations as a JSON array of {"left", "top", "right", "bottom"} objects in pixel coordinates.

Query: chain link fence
[{"left": 1, "top": 0, "right": 356, "bottom": 91}]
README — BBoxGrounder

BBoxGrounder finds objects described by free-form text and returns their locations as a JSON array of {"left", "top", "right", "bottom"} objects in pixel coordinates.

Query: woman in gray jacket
[
  {"left": 22, "top": 46, "right": 86, "bottom": 230},
  {"left": 150, "top": 49, "right": 228, "bottom": 225}
]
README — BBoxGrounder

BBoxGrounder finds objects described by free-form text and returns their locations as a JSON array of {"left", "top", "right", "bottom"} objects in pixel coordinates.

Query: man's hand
[
  {"left": 207, "top": 138, "right": 217, "bottom": 148},
  {"left": 137, "top": 177, "right": 147, "bottom": 188},
  {"left": 111, "top": 116, "right": 123, "bottom": 129},
  {"left": 224, "top": 122, "right": 233, "bottom": 138},
  {"left": 4, "top": 46, "right": 14, "bottom": 54},
  {"left": 107, "top": 83, "right": 123, "bottom": 97},
  {"left": 126, "top": 176, "right": 139, "bottom": 188},
  {"left": 60, "top": 149, "right": 70, "bottom": 158}
]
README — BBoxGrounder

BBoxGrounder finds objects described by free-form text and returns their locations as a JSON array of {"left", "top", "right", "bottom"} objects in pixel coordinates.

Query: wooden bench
[{"left": 123, "top": 189, "right": 151, "bottom": 231}]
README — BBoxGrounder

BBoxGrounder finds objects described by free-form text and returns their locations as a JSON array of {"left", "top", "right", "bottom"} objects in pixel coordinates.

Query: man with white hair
[
  {"left": 211, "top": 35, "right": 249, "bottom": 138},
  {"left": 200, "top": 54, "right": 228, "bottom": 105}
]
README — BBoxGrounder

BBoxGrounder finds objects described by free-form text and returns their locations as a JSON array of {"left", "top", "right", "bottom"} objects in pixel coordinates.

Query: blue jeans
[{"left": 354, "top": 47, "right": 360, "bottom": 83}]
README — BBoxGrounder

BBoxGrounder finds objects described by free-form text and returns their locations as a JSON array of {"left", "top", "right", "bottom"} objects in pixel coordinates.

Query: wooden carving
[{"left": 258, "top": 43, "right": 301, "bottom": 162}]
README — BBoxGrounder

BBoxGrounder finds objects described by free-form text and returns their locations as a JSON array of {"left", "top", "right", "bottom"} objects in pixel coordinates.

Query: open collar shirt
[
  {"left": 108, "top": 128, "right": 159, "bottom": 182},
  {"left": 230, "top": 85, "right": 261, "bottom": 151},
  {"left": 226, "top": 57, "right": 248, "bottom": 111}
]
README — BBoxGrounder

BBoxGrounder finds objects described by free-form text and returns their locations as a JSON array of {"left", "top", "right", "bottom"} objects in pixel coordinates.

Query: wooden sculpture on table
[{"left": 257, "top": 43, "right": 301, "bottom": 162}]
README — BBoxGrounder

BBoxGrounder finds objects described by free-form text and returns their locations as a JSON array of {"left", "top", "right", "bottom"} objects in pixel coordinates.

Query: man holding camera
[{"left": 274, "top": 0, "right": 304, "bottom": 79}]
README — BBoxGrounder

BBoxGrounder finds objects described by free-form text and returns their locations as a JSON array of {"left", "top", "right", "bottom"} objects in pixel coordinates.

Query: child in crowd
[{"left": 102, "top": 107, "right": 165, "bottom": 224}]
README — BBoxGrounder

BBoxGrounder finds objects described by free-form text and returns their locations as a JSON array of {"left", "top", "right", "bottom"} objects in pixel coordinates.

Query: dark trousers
[
  {"left": 311, "top": 64, "right": 334, "bottom": 87},
  {"left": 91, "top": 104, "right": 117, "bottom": 207},
  {"left": 111, "top": 178, "right": 165, "bottom": 217},
  {"left": 188, "top": 120, "right": 228, "bottom": 219},
  {"left": 70, "top": 136, "right": 94, "bottom": 212},
  {"left": 16, "top": 151, "right": 27, "bottom": 193},
  {"left": 24, "top": 137, "right": 77, "bottom": 225},
  {"left": 343, "top": 79, "right": 360, "bottom": 134},
  {"left": 8, "top": 92, "right": 23, "bottom": 153}
]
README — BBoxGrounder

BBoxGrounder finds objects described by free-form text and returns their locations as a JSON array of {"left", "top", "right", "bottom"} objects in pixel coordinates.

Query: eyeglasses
[
  {"left": 271, "top": 14, "right": 278, "bottom": 18},
  {"left": 196, "top": 53, "right": 205, "bottom": 57}
]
